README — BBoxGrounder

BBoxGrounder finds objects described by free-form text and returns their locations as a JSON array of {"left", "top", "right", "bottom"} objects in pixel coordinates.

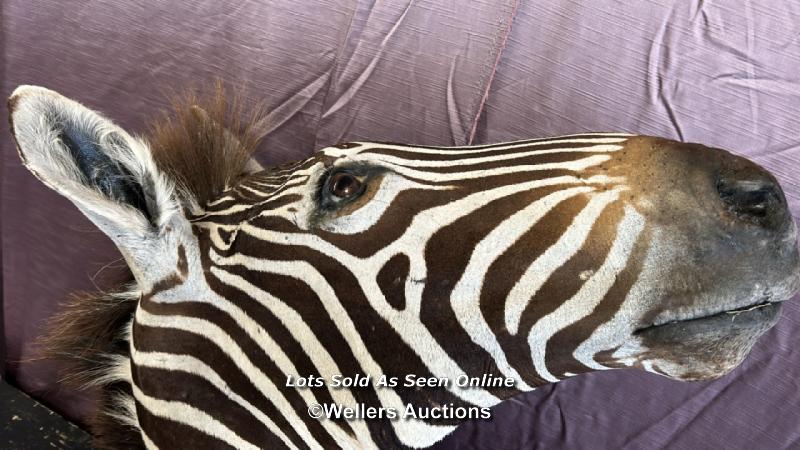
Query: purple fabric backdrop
[{"left": 2, "top": 1, "right": 799, "bottom": 448}]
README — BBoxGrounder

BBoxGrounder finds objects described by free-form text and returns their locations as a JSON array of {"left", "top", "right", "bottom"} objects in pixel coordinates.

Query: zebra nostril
[{"left": 716, "top": 175, "right": 785, "bottom": 227}]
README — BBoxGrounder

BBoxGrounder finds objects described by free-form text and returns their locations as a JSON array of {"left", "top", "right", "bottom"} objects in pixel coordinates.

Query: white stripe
[
  {"left": 141, "top": 429, "right": 158, "bottom": 450},
  {"left": 527, "top": 205, "right": 644, "bottom": 382},
  {"left": 236, "top": 184, "right": 270, "bottom": 196},
  {"left": 505, "top": 188, "right": 624, "bottom": 335},
  {"left": 134, "top": 308, "right": 324, "bottom": 450},
  {"left": 450, "top": 186, "right": 596, "bottom": 389},
  {"left": 572, "top": 228, "right": 664, "bottom": 371},
  {"left": 213, "top": 251, "right": 457, "bottom": 449},
  {"left": 206, "top": 195, "right": 235, "bottom": 206},
  {"left": 321, "top": 135, "right": 631, "bottom": 157},
  {"left": 133, "top": 351, "right": 300, "bottom": 450},
  {"left": 131, "top": 384, "right": 260, "bottom": 450},
  {"left": 209, "top": 267, "right": 376, "bottom": 449},
  {"left": 364, "top": 144, "right": 624, "bottom": 168},
  {"left": 373, "top": 154, "right": 613, "bottom": 182}
]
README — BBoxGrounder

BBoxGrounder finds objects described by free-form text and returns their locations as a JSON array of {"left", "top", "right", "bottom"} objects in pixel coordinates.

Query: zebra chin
[{"left": 611, "top": 301, "right": 784, "bottom": 381}]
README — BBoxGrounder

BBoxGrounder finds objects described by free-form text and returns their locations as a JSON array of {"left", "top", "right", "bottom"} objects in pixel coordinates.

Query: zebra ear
[{"left": 8, "top": 86, "right": 180, "bottom": 242}]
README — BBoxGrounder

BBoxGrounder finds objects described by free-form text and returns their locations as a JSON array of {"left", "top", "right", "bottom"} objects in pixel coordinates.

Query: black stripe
[
  {"left": 509, "top": 201, "right": 625, "bottom": 380},
  {"left": 132, "top": 323, "right": 311, "bottom": 450},
  {"left": 480, "top": 193, "right": 592, "bottom": 385},
  {"left": 134, "top": 398, "right": 239, "bottom": 450},
  {"left": 223, "top": 232, "right": 480, "bottom": 433},
  {"left": 420, "top": 187, "right": 571, "bottom": 397},
  {"left": 136, "top": 365, "right": 287, "bottom": 448},
  {"left": 546, "top": 224, "right": 651, "bottom": 378},
  {"left": 135, "top": 297, "right": 337, "bottom": 449}
]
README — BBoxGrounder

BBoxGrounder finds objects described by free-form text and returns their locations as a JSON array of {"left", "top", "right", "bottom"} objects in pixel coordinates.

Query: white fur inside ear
[{"left": 9, "top": 85, "right": 179, "bottom": 237}]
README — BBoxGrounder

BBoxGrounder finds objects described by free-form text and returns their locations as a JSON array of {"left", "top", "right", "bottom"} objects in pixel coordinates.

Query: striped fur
[{"left": 9, "top": 87, "right": 800, "bottom": 449}]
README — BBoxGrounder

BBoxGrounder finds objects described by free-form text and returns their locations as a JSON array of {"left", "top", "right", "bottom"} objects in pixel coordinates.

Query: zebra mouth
[{"left": 634, "top": 300, "right": 780, "bottom": 335}]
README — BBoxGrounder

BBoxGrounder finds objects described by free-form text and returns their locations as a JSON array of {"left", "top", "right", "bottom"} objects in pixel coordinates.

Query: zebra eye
[{"left": 329, "top": 172, "right": 362, "bottom": 199}]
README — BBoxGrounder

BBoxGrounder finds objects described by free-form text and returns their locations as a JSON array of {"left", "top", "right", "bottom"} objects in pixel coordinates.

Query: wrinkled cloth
[{"left": 2, "top": 1, "right": 799, "bottom": 448}]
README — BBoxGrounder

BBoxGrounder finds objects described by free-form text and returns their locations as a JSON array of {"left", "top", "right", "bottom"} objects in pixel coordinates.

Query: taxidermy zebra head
[{"left": 8, "top": 85, "right": 800, "bottom": 450}]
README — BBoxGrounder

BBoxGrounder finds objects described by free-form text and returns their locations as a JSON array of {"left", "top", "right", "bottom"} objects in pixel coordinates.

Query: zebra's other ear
[
  {"left": 8, "top": 85, "right": 180, "bottom": 242},
  {"left": 190, "top": 104, "right": 264, "bottom": 175}
]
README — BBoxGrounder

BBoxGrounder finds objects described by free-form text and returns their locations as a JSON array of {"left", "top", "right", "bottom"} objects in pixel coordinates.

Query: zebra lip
[{"left": 634, "top": 300, "right": 779, "bottom": 335}]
